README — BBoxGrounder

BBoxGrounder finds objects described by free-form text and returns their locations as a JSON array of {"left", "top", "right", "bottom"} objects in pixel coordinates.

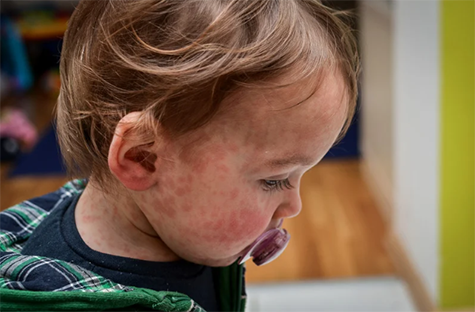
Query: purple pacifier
[{"left": 238, "top": 220, "right": 290, "bottom": 266}]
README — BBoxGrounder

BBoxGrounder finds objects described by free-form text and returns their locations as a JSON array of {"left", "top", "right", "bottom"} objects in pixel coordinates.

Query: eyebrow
[{"left": 265, "top": 155, "right": 315, "bottom": 169}]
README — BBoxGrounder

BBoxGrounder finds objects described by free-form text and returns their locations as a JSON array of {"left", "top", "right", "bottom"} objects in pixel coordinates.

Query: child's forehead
[{"left": 179, "top": 70, "right": 346, "bottom": 150}]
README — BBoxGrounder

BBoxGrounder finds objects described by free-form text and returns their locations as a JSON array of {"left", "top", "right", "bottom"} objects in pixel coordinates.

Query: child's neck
[{"left": 75, "top": 182, "right": 180, "bottom": 262}]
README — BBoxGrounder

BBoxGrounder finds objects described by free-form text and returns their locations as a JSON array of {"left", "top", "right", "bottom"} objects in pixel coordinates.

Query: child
[{"left": 0, "top": 0, "right": 359, "bottom": 311}]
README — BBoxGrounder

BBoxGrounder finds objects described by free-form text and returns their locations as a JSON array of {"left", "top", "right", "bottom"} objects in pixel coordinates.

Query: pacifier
[{"left": 238, "top": 220, "right": 290, "bottom": 266}]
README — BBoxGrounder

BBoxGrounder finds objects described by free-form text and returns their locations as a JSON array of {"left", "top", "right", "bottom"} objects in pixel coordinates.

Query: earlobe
[{"left": 108, "top": 112, "right": 158, "bottom": 191}]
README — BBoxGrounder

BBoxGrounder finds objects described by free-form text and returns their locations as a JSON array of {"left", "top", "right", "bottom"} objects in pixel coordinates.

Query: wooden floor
[{"left": 0, "top": 92, "right": 395, "bottom": 283}]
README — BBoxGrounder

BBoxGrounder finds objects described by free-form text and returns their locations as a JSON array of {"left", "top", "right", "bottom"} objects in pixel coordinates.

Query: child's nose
[{"left": 273, "top": 190, "right": 302, "bottom": 220}]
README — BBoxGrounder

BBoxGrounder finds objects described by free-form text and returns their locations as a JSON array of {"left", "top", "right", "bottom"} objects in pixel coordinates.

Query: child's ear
[{"left": 108, "top": 112, "right": 158, "bottom": 191}]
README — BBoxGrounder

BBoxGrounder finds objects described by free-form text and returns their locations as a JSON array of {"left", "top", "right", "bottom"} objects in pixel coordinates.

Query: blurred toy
[
  {"left": 16, "top": 10, "right": 68, "bottom": 41},
  {"left": 15, "top": 10, "right": 67, "bottom": 96},
  {"left": 0, "top": 137, "right": 21, "bottom": 162},
  {"left": 1, "top": 73, "right": 10, "bottom": 98},
  {"left": 0, "top": 108, "right": 38, "bottom": 150},
  {"left": 40, "top": 68, "right": 61, "bottom": 95},
  {"left": 0, "top": 15, "right": 33, "bottom": 92}
]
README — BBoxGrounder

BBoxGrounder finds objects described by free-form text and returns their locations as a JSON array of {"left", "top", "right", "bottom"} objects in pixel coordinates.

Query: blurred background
[{"left": 0, "top": 0, "right": 473, "bottom": 311}]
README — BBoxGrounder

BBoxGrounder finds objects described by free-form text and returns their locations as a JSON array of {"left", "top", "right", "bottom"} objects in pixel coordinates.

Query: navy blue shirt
[{"left": 21, "top": 193, "right": 219, "bottom": 311}]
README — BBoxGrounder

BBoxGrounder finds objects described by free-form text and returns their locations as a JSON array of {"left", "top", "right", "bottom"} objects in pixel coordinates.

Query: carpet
[{"left": 9, "top": 125, "right": 66, "bottom": 177}]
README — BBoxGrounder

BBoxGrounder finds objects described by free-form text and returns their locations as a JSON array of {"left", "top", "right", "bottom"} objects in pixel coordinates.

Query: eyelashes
[{"left": 261, "top": 179, "right": 294, "bottom": 192}]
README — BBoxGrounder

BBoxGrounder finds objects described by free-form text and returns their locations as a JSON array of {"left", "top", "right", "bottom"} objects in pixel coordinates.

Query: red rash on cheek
[
  {"left": 228, "top": 143, "right": 239, "bottom": 153},
  {"left": 198, "top": 205, "right": 265, "bottom": 245},
  {"left": 229, "top": 208, "right": 264, "bottom": 242},
  {"left": 229, "top": 188, "right": 240, "bottom": 200},
  {"left": 167, "top": 178, "right": 176, "bottom": 190},
  {"left": 180, "top": 203, "right": 192, "bottom": 213},
  {"left": 192, "top": 160, "right": 208, "bottom": 174},
  {"left": 202, "top": 219, "right": 222, "bottom": 231},
  {"left": 178, "top": 175, "right": 194, "bottom": 185},
  {"left": 191, "top": 144, "right": 230, "bottom": 174},
  {"left": 155, "top": 195, "right": 177, "bottom": 218},
  {"left": 171, "top": 176, "right": 194, "bottom": 197},
  {"left": 215, "top": 163, "right": 230, "bottom": 174},
  {"left": 175, "top": 187, "right": 189, "bottom": 196}
]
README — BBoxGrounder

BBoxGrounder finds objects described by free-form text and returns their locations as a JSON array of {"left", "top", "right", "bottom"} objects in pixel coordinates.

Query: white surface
[
  {"left": 245, "top": 277, "right": 416, "bottom": 312},
  {"left": 360, "top": 0, "right": 395, "bottom": 222},
  {"left": 393, "top": 0, "right": 440, "bottom": 303}
]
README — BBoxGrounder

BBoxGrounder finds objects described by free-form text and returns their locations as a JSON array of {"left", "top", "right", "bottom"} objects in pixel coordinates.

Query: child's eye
[{"left": 261, "top": 179, "right": 294, "bottom": 192}]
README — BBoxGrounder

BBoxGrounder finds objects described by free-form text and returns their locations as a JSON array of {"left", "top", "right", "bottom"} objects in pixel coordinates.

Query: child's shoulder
[{"left": 0, "top": 179, "right": 86, "bottom": 252}]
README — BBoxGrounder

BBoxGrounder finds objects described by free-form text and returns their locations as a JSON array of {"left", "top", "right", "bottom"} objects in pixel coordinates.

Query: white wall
[
  {"left": 360, "top": 1, "right": 394, "bottom": 222},
  {"left": 393, "top": 0, "right": 440, "bottom": 303},
  {"left": 361, "top": 0, "right": 440, "bottom": 304}
]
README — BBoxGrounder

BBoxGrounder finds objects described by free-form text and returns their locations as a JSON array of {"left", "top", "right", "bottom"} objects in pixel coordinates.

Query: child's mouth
[{"left": 238, "top": 220, "right": 290, "bottom": 266}]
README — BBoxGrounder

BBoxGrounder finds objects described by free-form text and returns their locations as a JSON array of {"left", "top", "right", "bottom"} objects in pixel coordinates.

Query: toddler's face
[{"left": 136, "top": 70, "right": 348, "bottom": 266}]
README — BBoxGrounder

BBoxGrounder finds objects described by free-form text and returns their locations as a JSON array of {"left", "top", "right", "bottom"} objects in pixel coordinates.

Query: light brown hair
[{"left": 57, "top": 0, "right": 359, "bottom": 184}]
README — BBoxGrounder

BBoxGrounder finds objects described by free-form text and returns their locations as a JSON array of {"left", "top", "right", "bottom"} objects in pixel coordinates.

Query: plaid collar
[
  {"left": 0, "top": 180, "right": 206, "bottom": 311},
  {"left": 0, "top": 179, "right": 132, "bottom": 292}
]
